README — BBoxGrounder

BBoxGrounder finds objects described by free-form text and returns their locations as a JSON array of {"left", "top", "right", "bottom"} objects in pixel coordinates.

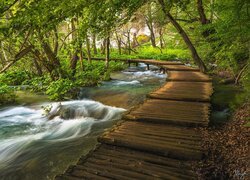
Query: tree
[{"left": 158, "top": 0, "right": 207, "bottom": 72}]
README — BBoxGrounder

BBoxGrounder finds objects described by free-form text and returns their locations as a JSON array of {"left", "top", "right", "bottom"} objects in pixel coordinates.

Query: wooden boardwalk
[{"left": 55, "top": 61, "right": 213, "bottom": 180}]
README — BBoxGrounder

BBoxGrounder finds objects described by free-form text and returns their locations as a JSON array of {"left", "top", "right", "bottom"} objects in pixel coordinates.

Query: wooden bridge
[{"left": 55, "top": 59, "right": 213, "bottom": 179}]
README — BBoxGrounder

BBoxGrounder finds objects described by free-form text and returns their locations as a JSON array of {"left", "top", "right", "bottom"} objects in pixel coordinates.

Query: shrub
[
  {"left": 0, "top": 70, "right": 31, "bottom": 85},
  {"left": 0, "top": 83, "right": 16, "bottom": 105},
  {"left": 46, "top": 79, "right": 75, "bottom": 100},
  {"left": 22, "top": 76, "right": 52, "bottom": 92}
]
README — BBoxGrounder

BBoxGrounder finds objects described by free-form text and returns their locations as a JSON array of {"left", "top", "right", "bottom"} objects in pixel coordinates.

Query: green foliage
[
  {"left": 23, "top": 76, "right": 51, "bottom": 92},
  {"left": 100, "top": 46, "right": 191, "bottom": 62},
  {"left": 46, "top": 79, "right": 75, "bottom": 100},
  {"left": 43, "top": 61, "right": 127, "bottom": 100},
  {"left": 0, "top": 82, "right": 16, "bottom": 105},
  {"left": 109, "top": 61, "right": 127, "bottom": 71},
  {"left": 236, "top": 65, "right": 250, "bottom": 103},
  {"left": 0, "top": 70, "right": 30, "bottom": 86}
]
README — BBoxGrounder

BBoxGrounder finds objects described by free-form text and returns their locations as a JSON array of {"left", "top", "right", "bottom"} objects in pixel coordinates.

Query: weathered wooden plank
[
  {"left": 86, "top": 156, "right": 193, "bottom": 179},
  {"left": 168, "top": 71, "right": 212, "bottom": 82},
  {"left": 68, "top": 145, "right": 197, "bottom": 179},
  {"left": 83, "top": 57, "right": 184, "bottom": 66},
  {"left": 98, "top": 121, "right": 203, "bottom": 160},
  {"left": 96, "top": 144, "right": 193, "bottom": 169},
  {"left": 125, "top": 99, "right": 210, "bottom": 127},
  {"left": 99, "top": 136, "right": 203, "bottom": 160},
  {"left": 164, "top": 65, "right": 200, "bottom": 71},
  {"left": 149, "top": 81, "right": 213, "bottom": 102}
]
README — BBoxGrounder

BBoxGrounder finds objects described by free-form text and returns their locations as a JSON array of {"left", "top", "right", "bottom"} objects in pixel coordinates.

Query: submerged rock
[{"left": 46, "top": 102, "right": 110, "bottom": 120}]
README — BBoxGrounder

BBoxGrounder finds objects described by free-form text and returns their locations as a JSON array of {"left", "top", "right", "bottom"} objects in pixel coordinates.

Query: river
[{"left": 0, "top": 63, "right": 166, "bottom": 179}]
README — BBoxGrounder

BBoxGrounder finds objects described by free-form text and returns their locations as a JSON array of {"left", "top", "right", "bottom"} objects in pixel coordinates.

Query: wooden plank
[
  {"left": 96, "top": 144, "right": 193, "bottom": 169},
  {"left": 63, "top": 145, "right": 197, "bottom": 179},
  {"left": 149, "top": 81, "right": 213, "bottom": 102},
  {"left": 83, "top": 57, "right": 184, "bottom": 65},
  {"left": 164, "top": 65, "right": 200, "bottom": 71},
  {"left": 168, "top": 71, "right": 212, "bottom": 82},
  {"left": 125, "top": 99, "right": 210, "bottom": 127},
  {"left": 98, "top": 121, "right": 203, "bottom": 160}
]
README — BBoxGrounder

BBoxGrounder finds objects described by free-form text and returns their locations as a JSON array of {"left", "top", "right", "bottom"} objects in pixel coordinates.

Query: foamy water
[{"left": 0, "top": 100, "right": 125, "bottom": 175}]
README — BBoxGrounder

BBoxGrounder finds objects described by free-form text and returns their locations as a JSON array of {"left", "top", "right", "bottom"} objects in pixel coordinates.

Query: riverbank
[
  {"left": 193, "top": 72, "right": 249, "bottom": 179},
  {"left": 195, "top": 102, "right": 249, "bottom": 179}
]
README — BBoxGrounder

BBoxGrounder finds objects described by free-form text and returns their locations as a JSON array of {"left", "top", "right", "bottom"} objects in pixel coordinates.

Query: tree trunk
[
  {"left": 197, "top": 0, "right": 212, "bottom": 38},
  {"left": 127, "top": 30, "right": 131, "bottom": 55},
  {"left": 69, "top": 18, "right": 79, "bottom": 76},
  {"left": 146, "top": 4, "right": 156, "bottom": 48},
  {"left": 101, "top": 39, "right": 106, "bottom": 54},
  {"left": 197, "top": 0, "right": 209, "bottom": 25},
  {"left": 149, "top": 27, "right": 156, "bottom": 47},
  {"left": 79, "top": 44, "right": 84, "bottom": 71},
  {"left": 1, "top": 42, "right": 8, "bottom": 65},
  {"left": 105, "top": 36, "right": 110, "bottom": 69},
  {"left": 70, "top": 50, "right": 79, "bottom": 76},
  {"left": 158, "top": 0, "right": 207, "bottom": 72},
  {"left": 0, "top": 45, "right": 33, "bottom": 74},
  {"left": 159, "top": 27, "right": 164, "bottom": 49},
  {"left": 115, "top": 32, "right": 122, "bottom": 55},
  {"left": 33, "top": 57, "right": 43, "bottom": 76},
  {"left": 53, "top": 27, "right": 59, "bottom": 55},
  {"left": 86, "top": 35, "right": 92, "bottom": 63},
  {"left": 235, "top": 63, "right": 249, "bottom": 84},
  {"left": 92, "top": 34, "right": 98, "bottom": 55},
  {"left": 132, "top": 33, "right": 139, "bottom": 48}
]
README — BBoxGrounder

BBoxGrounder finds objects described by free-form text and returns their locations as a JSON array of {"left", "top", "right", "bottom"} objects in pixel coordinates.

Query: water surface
[{"left": 0, "top": 64, "right": 166, "bottom": 179}]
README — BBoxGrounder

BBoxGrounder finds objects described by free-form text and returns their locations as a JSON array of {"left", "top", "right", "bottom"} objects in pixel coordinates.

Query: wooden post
[{"left": 146, "top": 64, "right": 150, "bottom": 70}]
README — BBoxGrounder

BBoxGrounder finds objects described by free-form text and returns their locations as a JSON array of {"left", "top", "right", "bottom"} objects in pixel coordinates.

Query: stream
[{"left": 0, "top": 63, "right": 166, "bottom": 179}]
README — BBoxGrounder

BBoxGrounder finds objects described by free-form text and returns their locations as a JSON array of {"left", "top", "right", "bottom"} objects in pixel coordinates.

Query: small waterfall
[{"left": 0, "top": 100, "right": 125, "bottom": 174}]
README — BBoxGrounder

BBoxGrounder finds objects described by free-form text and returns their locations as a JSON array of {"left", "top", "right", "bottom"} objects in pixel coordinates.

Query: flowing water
[{"left": 0, "top": 64, "right": 166, "bottom": 179}]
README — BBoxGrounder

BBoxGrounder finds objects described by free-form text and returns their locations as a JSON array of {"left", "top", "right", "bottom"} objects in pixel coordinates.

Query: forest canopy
[{"left": 0, "top": 0, "right": 249, "bottom": 102}]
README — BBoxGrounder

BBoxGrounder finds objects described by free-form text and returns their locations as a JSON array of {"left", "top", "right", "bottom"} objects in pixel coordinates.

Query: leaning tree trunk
[
  {"left": 33, "top": 57, "right": 43, "bottom": 76},
  {"left": 0, "top": 45, "right": 33, "bottom": 74},
  {"left": 105, "top": 36, "right": 110, "bottom": 69},
  {"left": 158, "top": 0, "right": 207, "bottom": 72}
]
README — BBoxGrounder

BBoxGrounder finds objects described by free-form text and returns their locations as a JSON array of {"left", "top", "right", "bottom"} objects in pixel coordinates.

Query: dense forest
[
  {"left": 0, "top": 0, "right": 249, "bottom": 103},
  {"left": 0, "top": 0, "right": 249, "bottom": 179}
]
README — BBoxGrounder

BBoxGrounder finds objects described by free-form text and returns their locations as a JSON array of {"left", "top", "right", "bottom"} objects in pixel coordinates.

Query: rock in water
[{"left": 47, "top": 103, "right": 62, "bottom": 120}]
